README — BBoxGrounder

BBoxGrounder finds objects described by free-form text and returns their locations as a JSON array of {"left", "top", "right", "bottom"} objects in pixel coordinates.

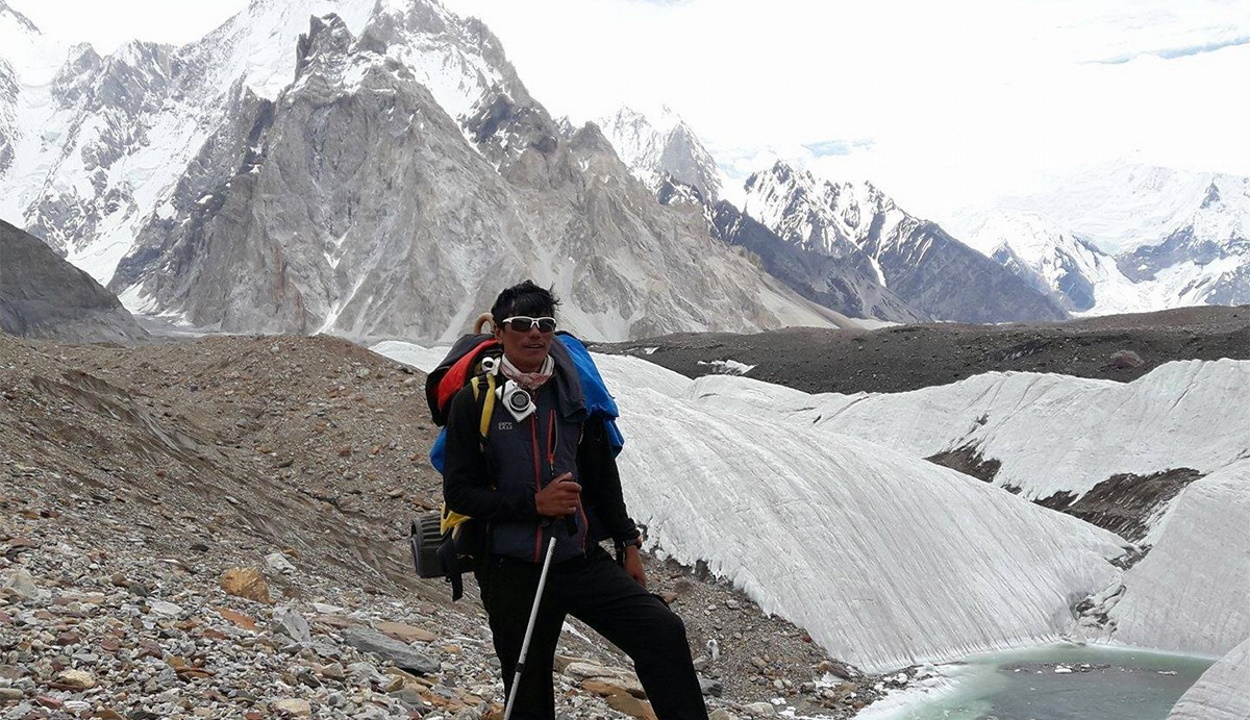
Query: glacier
[
  {"left": 596, "top": 354, "right": 1128, "bottom": 673},
  {"left": 378, "top": 340, "right": 1248, "bottom": 681},
  {"left": 682, "top": 360, "right": 1250, "bottom": 514},
  {"left": 1166, "top": 636, "right": 1250, "bottom": 720},
  {"left": 378, "top": 341, "right": 1132, "bottom": 673},
  {"left": 1110, "top": 460, "right": 1250, "bottom": 656}
]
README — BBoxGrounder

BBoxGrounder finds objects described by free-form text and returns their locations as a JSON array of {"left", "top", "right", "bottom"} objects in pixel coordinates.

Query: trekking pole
[{"left": 502, "top": 536, "right": 558, "bottom": 720}]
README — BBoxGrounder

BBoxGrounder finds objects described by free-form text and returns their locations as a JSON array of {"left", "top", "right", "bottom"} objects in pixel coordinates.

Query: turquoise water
[{"left": 868, "top": 645, "right": 1216, "bottom": 720}]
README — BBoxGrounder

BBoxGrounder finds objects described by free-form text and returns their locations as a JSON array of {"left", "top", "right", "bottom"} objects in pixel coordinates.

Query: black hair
[{"left": 490, "top": 280, "right": 560, "bottom": 327}]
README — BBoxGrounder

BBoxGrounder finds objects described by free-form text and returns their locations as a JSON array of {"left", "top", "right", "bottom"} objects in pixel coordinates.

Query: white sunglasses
[{"left": 502, "top": 316, "right": 557, "bottom": 332}]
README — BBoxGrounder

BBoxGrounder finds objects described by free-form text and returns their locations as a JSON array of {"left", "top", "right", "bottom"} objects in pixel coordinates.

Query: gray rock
[
  {"left": 345, "top": 661, "right": 385, "bottom": 685},
  {"left": 389, "top": 687, "right": 423, "bottom": 709},
  {"left": 272, "top": 606, "right": 312, "bottom": 644},
  {"left": 0, "top": 569, "right": 39, "bottom": 600},
  {"left": 265, "top": 553, "right": 296, "bottom": 574},
  {"left": 342, "top": 627, "right": 439, "bottom": 675},
  {"left": 741, "top": 701, "right": 775, "bottom": 716},
  {"left": 148, "top": 600, "right": 183, "bottom": 617},
  {"left": 698, "top": 675, "right": 723, "bottom": 697},
  {"left": 319, "top": 662, "right": 346, "bottom": 680},
  {"left": 1110, "top": 349, "right": 1145, "bottom": 369}
]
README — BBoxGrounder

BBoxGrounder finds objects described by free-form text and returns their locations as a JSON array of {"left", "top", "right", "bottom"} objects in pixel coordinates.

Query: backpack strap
[{"left": 470, "top": 372, "right": 497, "bottom": 446}]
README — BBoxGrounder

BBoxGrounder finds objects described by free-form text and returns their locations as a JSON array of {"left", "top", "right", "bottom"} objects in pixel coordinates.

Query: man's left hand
[{"left": 622, "top": 545, "right": 646, "bottom": 588}]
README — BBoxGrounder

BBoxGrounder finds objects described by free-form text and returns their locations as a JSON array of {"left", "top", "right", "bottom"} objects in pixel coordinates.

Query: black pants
[{"left": 475, "top": 546, "right": 708, "bottom": 720}]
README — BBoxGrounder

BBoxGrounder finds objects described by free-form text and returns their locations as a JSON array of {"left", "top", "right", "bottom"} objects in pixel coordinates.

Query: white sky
[{"left": 9, "top": 0, "right": 1250, "bottom": 222}]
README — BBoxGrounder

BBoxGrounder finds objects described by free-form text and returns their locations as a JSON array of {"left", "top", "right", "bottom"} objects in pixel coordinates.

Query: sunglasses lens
[{"left": 537, "top": 318, "right": 556, "bottom": 332}]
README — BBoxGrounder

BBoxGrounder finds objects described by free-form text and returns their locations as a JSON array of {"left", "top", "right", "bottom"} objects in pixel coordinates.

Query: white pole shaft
[{"left": 502, "top": 536, "right": 558, "bottom": 720}]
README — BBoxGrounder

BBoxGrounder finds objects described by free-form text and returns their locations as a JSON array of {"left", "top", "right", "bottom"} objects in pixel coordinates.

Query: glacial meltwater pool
[{"left": 858, "top": 644, "right": 1217, "bottom": 720}]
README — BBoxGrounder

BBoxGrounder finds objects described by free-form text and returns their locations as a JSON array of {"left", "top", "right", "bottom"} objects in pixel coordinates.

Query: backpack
[
  {"left": 410, "top": 327, "right": 625, "bottom": 600},
  {"left": 411, "top": 335, "right": 501, "bottom": 600}
]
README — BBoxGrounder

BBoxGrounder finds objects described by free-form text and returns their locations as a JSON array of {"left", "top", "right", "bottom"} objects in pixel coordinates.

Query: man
[{"left": 442, "top": 280, "right": 708, "bottom": 720}]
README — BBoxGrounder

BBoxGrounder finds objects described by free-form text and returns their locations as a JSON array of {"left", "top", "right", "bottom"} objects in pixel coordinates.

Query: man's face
[{"left": 494, "top": 314, "right": 555, "bottom": 372}]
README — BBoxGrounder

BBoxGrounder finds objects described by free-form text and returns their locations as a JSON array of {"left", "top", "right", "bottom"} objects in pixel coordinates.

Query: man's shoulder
[
  {"left": 458, "top": 373, "right": 498, "bottom": 395},
  {"left": 446, "top": 374, "right": 494, "bottom": 414}
]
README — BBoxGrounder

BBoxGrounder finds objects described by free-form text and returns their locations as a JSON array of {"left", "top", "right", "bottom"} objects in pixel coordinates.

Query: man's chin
[{"left": 514, "top": 349, "right": 549, "bottom": 368}]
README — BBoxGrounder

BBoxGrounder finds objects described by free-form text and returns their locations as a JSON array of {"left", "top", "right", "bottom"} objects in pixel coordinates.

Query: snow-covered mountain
[
  {"left": 594, "top": 112, "right": 935, "bottom": 323},
  {"left": 955, "top": 162, "right": 1250, "bottom": 315},
  {"left": 737, "top": 162, "right": 1068, "bottom": 324},
  {"left": 962, "top": 212, "right": 1137, "bottom": 313},
  {"left": 0, "top": 0, "right": 845, "bottom": 342},
  {"left": 705, "top": 194, "right": 929, "bottom": 323},
  {"left": 0, "top": 0, "right": 389, "bottom": 276},
  {"left": 594, "top": 105, "right": 724, "bottom": 204}
]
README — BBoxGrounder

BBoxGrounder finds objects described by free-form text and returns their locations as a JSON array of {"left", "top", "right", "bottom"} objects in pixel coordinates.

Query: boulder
[
  {"left": 341, "top": 626, "right": 439, "bottom": 675},
  {"left": 1110, "top": 349, "right": 1145, "bottom": 369},
  {"left": 220, "top": 567, "right": 271, "bottom": 604}
]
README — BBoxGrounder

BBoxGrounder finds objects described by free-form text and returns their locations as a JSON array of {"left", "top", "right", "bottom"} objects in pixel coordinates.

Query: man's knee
[{"left": 647, "top": 602, "right": 692, "bottom": 647}]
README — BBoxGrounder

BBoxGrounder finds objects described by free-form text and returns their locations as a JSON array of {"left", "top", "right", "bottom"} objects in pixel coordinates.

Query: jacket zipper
[
  {"left": 531, "top": 412, "right": 542, "bottom": 563},
  {"left": 549, "top": 411, "right": 587, "bottom": 551}
]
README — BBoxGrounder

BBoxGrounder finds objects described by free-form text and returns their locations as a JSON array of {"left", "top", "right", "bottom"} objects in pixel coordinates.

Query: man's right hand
[{"left": 535, "top": 472, "right": 581, "bottom": 517}]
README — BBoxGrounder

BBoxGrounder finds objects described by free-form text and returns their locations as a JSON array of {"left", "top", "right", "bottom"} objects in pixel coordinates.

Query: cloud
[
  {"left": 1093, "top": 36, "right": 1250, "bottom": 64},
  {"left": 428, "top": 0, "right": 1250, "bottom": 223},
  {"left": 803, "top": 139, "right": 875, "bottom": 158},
  {"left": 5, "top": 0, "right": 246, "bottom": 52}
]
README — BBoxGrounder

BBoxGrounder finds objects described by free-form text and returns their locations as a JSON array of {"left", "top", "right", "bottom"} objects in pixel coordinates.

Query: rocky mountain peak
[
  {"left": 742, "top": 161, "right": 867, "bottom": 257},
  {"left": 3, "top": 0, "right": 848, "bottom": 341},
  {"left": 568, "top": 120, "right": 617, "bottom": 155},
  {"left": 0, "top": 219, "right": 147, "bottom": 342},
  {"left": 553, "top": 115, "right": 576, "bottom": 138},
  {"left": 49, "top": 44, "right": 102, "bottom": 103},
  {"left": 0, "top": 0, "right": 40, "bottom": 35},
  {"left": 464, "top": 87, "right": 562, "bottom": 173},
  {"left": 356, "top": 0, "right": 528, "bottom": 140},
  {"left": 1201, "top": 181, "right": 1221, "bottom": 209},
  {"left": 964, "top": 212, "right": 1112, "bottom": 312},
  {"left": 739, "top": 161, "right": 1067, "bottom": 323},
  {"left": 596, "top": 105, "right": 723, "bottom": 203},
  {"left": 295, "top": 13, "right": 356, "bottom": 79}
]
